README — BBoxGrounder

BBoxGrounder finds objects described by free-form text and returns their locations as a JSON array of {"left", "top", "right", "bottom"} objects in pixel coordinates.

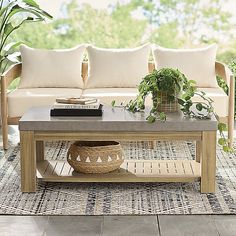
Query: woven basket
[
  {"left": 67, "top": 141, "right": 124, "bottom": 174},
  {"left": 156, "top": 91, "right": 179, "bottom": 112}
]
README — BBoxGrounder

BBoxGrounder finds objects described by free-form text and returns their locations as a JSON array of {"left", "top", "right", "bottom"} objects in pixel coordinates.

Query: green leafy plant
[
  {"left": 128, "top": 68, "right": 187, "bottom": 121},
  {"left": 118, "top": 68, "right": 232, "bottom": 152},
  {"left": 0, "top": 0, "right": 52, "bottom": 75}
]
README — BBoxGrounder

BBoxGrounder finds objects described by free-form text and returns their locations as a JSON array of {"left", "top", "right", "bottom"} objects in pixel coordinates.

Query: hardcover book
[
  {"left": 52, "top": 100, "right": 100, "bottom": 109},
  {"left": 55, "top": 97, "right": 98, "bottom": 105},
  {"left": 50, "top": 104, "right": 103, "bottom": 117}
]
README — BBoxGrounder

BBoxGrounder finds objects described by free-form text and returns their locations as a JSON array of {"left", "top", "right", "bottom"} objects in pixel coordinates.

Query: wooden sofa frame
[{"left": 1, "top": 62, "right": 234, "bottom": 150}]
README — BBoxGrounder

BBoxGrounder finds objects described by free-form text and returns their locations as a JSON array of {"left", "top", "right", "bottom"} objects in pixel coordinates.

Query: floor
[
  {"left": 1, "top": 215, "right": 236, "bottom": 236},
  {"left": 0, "top": 126, "right": 236, "bottom": 236}
]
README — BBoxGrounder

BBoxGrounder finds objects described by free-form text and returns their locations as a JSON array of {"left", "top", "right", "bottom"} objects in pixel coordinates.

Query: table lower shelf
[{"left": 36, "top": 159, "right": 201, "bottom": 183}]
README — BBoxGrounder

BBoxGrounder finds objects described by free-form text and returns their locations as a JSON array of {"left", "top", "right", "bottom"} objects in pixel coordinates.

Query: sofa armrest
[
  {"left": 1, "top": 63, "right": 22, "bottom": 90},
  {"left": 215, "top": 62, "right": 234, "bottom": 128},
  {"left": 215, "top": 61, "right": 233, "bottom": 86},
  {"left": 1, "top": 63, "right": 22, "bottom": 126}
]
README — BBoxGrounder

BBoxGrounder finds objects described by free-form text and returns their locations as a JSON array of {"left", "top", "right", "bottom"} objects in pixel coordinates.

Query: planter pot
[
  {"left": 67, "top": 141, "right": 124, "bottom": 174},
  {"left": 156, "top": 91, "right": 180, "bottom": 113}
]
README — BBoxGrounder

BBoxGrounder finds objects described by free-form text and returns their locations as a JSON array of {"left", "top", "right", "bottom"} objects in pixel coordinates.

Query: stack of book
[{"left": 50, "top": 97, "right": 103, "bottom": 116}]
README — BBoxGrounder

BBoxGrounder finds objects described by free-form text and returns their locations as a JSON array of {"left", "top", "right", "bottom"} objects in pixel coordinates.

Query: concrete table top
[{"left": 19, "top": 106, "right": 218, "bottom": 132}]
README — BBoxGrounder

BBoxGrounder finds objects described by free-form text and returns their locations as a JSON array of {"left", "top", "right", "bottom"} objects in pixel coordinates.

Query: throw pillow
[
  {"left": 19, "top": 44, "right": 86, "bottom": 88},
  {"left": 152, "top": 44, "right": 218, "bottom": 87},
  {"left": 85, "top": 44, "right": 150, "bottom": 88}
]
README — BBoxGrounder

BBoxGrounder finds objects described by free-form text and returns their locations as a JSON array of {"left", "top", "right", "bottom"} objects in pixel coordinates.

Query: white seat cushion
[
  {"left": 82, "top": 88, "right": 153, "bottom": 106},
  {"left": 83, "top": 87, "right": 228, "bottom": 117},
  {"left": 152, "top": 44, "right": 218, "bottom": 88},
  {"left": 19, "top": 44, "right": 86, "bottom": 88},
  {"left": 86, "top": 44, "right": 150, "bottom": 88},
  {"left": 9, "top": 87, "right": 227, "bottom": 118},
  {"left": 193, "top": 87, "right": 228, "bottom": 117},
  {"left": 8, "top": 88, "right": 83, "bottom": 117}
]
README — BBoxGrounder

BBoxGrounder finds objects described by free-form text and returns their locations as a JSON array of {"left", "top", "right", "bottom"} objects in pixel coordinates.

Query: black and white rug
[{"left": 0, "top": 141, "right": 236, "bottom": 215}]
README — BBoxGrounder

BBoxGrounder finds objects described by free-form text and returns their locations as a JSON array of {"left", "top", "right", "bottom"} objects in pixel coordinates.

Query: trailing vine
[{"left": 112, "top": 68, "right": 233, "bottom": 152}]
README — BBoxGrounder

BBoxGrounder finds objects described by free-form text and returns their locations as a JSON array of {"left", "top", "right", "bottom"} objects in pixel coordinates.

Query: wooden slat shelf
[{"left": 36, "top": 160, "right": 201, "bottom": 183}]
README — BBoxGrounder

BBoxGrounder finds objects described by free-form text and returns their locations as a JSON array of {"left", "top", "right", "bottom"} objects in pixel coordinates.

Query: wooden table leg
[
  {"left": 36, "top": 141, "right": 44, "bottom": 161},
  {"left": 196, "top": 141, "right": 202, "bottom": 163},
  {"left": 201, "top": 131, "right": 216, "bottom": 193},
  {"left": 150, "top": 141, "right": 157, "bottom": 149},
  {"left": 20, "top": 131, "right": 36, "bottom": 193}
]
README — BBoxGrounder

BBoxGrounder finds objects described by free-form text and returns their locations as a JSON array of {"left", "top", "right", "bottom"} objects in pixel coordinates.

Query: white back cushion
[
  {"left": 86, "top": 44, "right": 150, "bottom": 88},
  {"left": 152, "top": 44, "right": 218, "bottom": 87},
  {"left": 19, "top": 45, "right": 86, "bottom": 88}
]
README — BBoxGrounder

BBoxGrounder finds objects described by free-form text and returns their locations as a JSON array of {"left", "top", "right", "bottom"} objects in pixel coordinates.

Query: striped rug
[{"left": 0, "top": 141, "right": 236, "bottom": 215}]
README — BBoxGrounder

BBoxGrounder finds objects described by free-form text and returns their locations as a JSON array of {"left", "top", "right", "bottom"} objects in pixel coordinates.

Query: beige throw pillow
[
  {"left": 85, "top": 44, "right": 150, "bottom": 88},
  {"left": 152, "top": 44, "right": 218, "bottom": 87},
  {"left": 19, "top": 44, "right": 86, "bottom": 88}
]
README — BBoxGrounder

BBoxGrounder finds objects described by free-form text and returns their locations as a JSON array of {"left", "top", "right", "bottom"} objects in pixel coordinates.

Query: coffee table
[{"left": 19, "top": 106, "right": 217, "bottom": 193}]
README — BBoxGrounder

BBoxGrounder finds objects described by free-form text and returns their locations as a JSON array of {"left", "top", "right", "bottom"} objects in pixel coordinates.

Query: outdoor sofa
[{"left": 1, "top": 43, "right": 234, "bottom": 149}]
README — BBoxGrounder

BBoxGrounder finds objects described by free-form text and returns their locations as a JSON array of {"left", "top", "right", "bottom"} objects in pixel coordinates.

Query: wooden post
[
  {"left": 20, "top": 131, "right": 37, "bottom": 192},
  {"left": 150, "top": 141, "right": 157, "bottom": 149},
  {"left": 1, "top": 76, "right": 8, "bottom": 150},
  {"left": 196, "top": 141, "right": 201, "bottom": 163},
  {"left": 36, "top": 141, "right": 44, "bottom": 161},
  {"left": 201, "top": 131, "right": 216, "bottom": 193},
  {"left": 228, "top": 74, "right": 235, "bottom": 148}
]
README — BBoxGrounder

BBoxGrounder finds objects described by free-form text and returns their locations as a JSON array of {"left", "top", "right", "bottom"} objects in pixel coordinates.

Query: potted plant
[
  {"left": 0, "top": 0, "right": 52, "bottom": 75},
  {"left": 114, "top": 68, "right": 232, "bottom": 152}
]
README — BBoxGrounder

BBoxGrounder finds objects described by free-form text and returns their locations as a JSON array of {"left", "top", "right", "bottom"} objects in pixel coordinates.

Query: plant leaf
[
  {"left": 111, "top": 100, "right": 115, "bottom": 107},
  {"left": 3, "top": 42, "right": 23, "bottom": 52},
  {"left": 4, "top": 23, "right": 14, "bottom": 35},
  {"left": 218, "top": 138, "right": 226, "bottom": 145},
  {"left": 223, "top": 146, "right": 230, "bottom": 152},
  {"left": 185, "top": 95, "right": 191, "bottom": 101},
  {"left": 196, "top": 103, "right": 203, "bottom": 111},
  {"left": 218, "top": 123, "right": 227, "bottom": 132},
  {"left": 6, "top": 52, "right": 21, "bottom": 63},
  {"left": 7, "top": 5, "right": 52, "bottom": 22},
  {"left": 147, "top": 115, "right": 156, "bottom": 123},
  {"left": 177, "top": 98, "right": 185, "bottom": 106},
  {"left": 22, "top": 0, "right": 39, "bottom": 8},
  {"left": 159, "top": 112, "right": 166, "bottom": 121},
  {"left": 188, "top": 80, "right": 197, "bottom": 85},
  {"left": 0, "top": 1, "right": 16, "bottom": 17}
]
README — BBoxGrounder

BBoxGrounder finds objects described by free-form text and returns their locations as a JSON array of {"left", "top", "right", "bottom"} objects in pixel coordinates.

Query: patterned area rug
[{"left": 0, "top": 141, "right": 236, "bottom": 215}]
